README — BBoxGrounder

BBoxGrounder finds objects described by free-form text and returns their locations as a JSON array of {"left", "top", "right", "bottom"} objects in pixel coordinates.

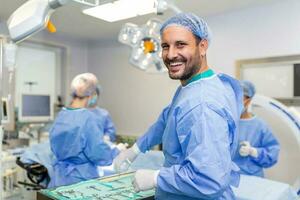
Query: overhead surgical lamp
[
  {"left": 7, "top": 0, "right": 179, "bottom": 44},
  {"left": 119, "top": 19, "right": 165, "bottom": 72},
  {"left": 7, "top": 0, "right": 69, "bottom": 43},
  {"left": 118, "top": 0, "right": 181, "bottom": 72}
]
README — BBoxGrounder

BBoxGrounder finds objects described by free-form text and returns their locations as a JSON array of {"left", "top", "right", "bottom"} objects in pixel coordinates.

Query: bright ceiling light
[
  {"left": 136, "top": 0, "right": 157, "bottom": 15},
  {"left": 82, "top": 0, "right": 157, "bottom": 22}
]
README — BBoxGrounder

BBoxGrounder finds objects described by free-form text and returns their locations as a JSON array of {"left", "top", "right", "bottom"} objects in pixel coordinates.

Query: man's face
[{"left": 161, "top": 26, "right": 202, "bottom": 80}]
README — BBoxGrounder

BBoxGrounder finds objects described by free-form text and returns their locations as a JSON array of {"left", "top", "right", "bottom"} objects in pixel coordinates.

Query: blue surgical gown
[
  {"left": 137, "top": 73, "right": 243, "bottom": 200},
  {"left": 233, "top": 116, "right": 280, "bottom": 177},
  {"left": 48, "top": 108, "right": 119, "bottom": 188},
  {"left": 90, "top": 107, "right": 117, "bottom": 142}
]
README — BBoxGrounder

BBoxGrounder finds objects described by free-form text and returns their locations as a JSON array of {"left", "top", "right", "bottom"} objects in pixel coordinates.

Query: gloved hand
[
  {"left": 132, "top": 169, "right": 159, "bottom": 192},
  {"left": 116, "top": 143, "right": 129, "bottom": 151},
  {"left": 103, "top": 135, "right": 111, "bottom": 143},
  {"left": 113, "top": 143, "right": 140, "bottom": 172},
  {"left": 239, "top": 141, "right": 258, "bottom": 158}
]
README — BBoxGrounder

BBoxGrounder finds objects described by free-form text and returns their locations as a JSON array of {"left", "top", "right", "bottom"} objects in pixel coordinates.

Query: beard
[
  {"left": 178, "top": 63, "right": 201, "bottom": 81},
  {"left": 164, "top": 50, "right": 201, "bottom": 81}
]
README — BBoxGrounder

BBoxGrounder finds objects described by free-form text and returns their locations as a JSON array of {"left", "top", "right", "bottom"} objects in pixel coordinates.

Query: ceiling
[{"left": 0, "top": 0, "right": 277, "bottom": 42}]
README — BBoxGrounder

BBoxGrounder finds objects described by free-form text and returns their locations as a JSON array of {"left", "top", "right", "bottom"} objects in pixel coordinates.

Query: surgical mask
[{"left": 87, "top": 95, "right": 97, "bottom": 107}]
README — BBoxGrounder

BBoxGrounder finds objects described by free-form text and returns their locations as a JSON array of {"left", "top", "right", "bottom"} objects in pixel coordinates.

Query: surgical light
[
  {"left": 142, "top": 38, "right": 155, "bottom": 54},
  {"left": 6, "top": 0, "right": 180, "bottom": 44},
  {"left": 47, "top": 20, "right": 57, "bottom": 33},
  {"left": 142, "top": 38, "right": 159, "bottom": 55},
  {"left": 119, "top": 18, "right": 165, "bottom": 72},
  {"left": 82, "top": 0, "right": 157, "bottom": 22},
  {"left": 7, "top": 0, "right": 68, "bottom": 43},
  {"left": 118, "top": 0, "right": 181, "bottom": 73}
]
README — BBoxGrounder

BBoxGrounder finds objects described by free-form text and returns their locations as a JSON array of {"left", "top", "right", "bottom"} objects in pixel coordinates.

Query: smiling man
[
  {"left": 161, "top": 24, "right": 206, "bottom": 83},
  {"left": 114, "top": 13, "right": 244, "bottom": 199}
]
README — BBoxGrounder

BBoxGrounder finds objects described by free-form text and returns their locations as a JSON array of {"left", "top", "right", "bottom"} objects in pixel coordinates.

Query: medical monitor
[{"left": 19, "top": 94, "right": 53, "bottom": 122}]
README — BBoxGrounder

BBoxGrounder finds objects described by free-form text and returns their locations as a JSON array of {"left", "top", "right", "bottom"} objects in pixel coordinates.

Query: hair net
[
  {"left": 160, "top": 13, "right": 212, "bottom": 44},
  {"left": 71, "top": 73, "right": 98, "bottom": 98},
  {"left": 88, "top": 74, "right": 102, "bottom": 96},
  {"left": 240, "top": 80, "right": 256, "bottom": 98}
]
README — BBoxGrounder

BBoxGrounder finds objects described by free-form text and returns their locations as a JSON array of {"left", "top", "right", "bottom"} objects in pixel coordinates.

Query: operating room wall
[
  {"left": 0, "top": 22, "right": 89, "bottom": 104},
  {"left": 0, "top": 21, "right": 6, "bottom": 33},
  {"left": 87, "top": 0, "right": 300, "bottom": 137},
  {"left": 24, "top": 33, "right": 90, "bottom": 105},
  {"left": 207, "top": 0, "right": 300, "bottom": 75},
  {"left": 88, "top": 43, "right": 178, "bottom": 136}
]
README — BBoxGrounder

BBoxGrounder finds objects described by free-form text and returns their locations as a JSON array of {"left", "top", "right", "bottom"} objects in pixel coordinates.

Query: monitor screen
[{"left": 21, "top": 94, "right": 50, "bottom": 117}]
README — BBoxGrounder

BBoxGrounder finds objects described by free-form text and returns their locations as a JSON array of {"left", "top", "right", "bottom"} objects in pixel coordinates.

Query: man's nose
[{"left": 167, "top": 46, "right": 178, "bottom": 60}]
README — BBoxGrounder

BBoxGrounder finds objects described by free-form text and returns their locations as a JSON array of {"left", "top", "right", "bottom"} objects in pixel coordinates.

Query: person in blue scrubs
[
  {"left": 233, "top": 80, "right": 280, "bottom": 177},
  {"left": 88, "top": 85, "right": 117, "bottom": 142},
  {"left": 114, "top": 13, "right": 244, "bottom": 199},
  {"left": 48, "top": 73, "right": 119, "bottom": 188}
]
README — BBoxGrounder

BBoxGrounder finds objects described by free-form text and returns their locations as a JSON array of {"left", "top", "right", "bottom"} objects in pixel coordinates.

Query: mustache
[{"left": 164, "top": 58, "right": 186, "bottom": 65}]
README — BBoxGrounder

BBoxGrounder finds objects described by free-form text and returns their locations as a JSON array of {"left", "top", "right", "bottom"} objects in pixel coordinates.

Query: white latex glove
[
  {"left": 113, "top": 143, "right": 140, "bottom": 172},
  {"left": 103, "top": 135, "right": 111, "bottom": 143},
  {"left": 132, "top": 169, "right": 159, "bottom": 192},
  {"left": 239, "top": 141, "right": 258, "bottom": 158},
  {"left": 116, "top": 143, "right": 129, "bottom": 151}
]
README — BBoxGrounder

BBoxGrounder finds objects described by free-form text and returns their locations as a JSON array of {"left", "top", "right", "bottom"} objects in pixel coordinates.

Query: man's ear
[{"left": 198, "top": 39, "right": 208, "bottom": 56}]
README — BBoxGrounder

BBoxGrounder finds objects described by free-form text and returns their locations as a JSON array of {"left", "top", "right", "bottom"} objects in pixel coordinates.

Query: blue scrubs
[
  {"left": 48, "top": 108, "right": 119, "bottom": 188},
  {"left": 137, "top": 70, "right": 243, "bottom": 200},
  {"left": 233, "top": 116, "right": 280, "bottom": 177},
  {"left": 90, "top": 107, "right": 117, "bottom": 142}
]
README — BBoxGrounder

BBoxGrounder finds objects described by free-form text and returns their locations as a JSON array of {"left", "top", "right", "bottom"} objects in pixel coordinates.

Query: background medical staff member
[
  {"left": 233, "top": 80, "right": 280, "bottom": 177},
  {"left": 114, "top": 13, "right": 244, "bottom": 199},
  {"left": 49, "top": 73, "right": 119, "bottom": 188},
  {"left": 87, "top": 83, "right": 117, "bottom": 143}
]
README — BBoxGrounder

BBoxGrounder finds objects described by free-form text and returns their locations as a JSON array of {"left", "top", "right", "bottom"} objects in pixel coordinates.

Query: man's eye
[
  {"left": 177, "top": 43, "right": 185, "bottom": 48},
  {"left": 162, "top": 45, "right": 169, "bottom": 50}
]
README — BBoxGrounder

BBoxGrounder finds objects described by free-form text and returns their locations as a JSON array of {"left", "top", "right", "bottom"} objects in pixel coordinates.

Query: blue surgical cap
[
  {"left": 160, "top": 13, "right": 212, "bottom": 44},
  {"left": 240, "top": 80, "right": 256, "bottom": 98}
]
